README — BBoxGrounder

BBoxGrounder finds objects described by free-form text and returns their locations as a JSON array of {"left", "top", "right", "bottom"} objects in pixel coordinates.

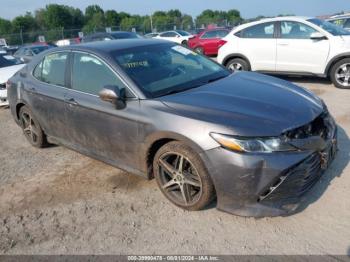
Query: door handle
[
  {"left": 278, "top": 43, "right": 289, "bottom": 46},
  {"left": 65, "top": 97, "right": 79, "bottom": 106}
]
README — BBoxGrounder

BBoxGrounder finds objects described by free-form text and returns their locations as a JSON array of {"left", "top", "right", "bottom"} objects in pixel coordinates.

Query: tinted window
[
  {"left": 114, "top": 43, "right": 229, "bottom": 98},
  {"left": 329, "top": 18, "right": 346, "bottom": 27},
  {"left": 111, "top": 32, "right": 139, "bottom": 39},
  {"left": 72, "top": 53, "right": 127, "bottom": 96},
  {"left": 242, "top": 22, "right": 275, "bottom": 38},
  {"left": 344, "top": 19, "right": 350, "bottom": 28},
  {"left": 176, "top": 30, "right": 191, "bottom": 36},
  {"left": 0, "top": 54, "right": 22, "bottom": 68},
  {"left": 281, "top": 21, "right": 317, "bottom": 39},
  {"left": 160, "top": 32, "right": 177, "bottom": 37},
  {"left": 308, "top": 18, "right": 350, "bottom": 36},
  {"left": 39, "top": 52, "right": 68, "bottom": 86},
  {"left": 217, "top": 30, "right": 229, "bottom": 38},
  {"left": 30, "top": 46, "right": 49, "bottom": 55},
  {"left": 202, "top": 31, "right": 218, "bottom": 39}
]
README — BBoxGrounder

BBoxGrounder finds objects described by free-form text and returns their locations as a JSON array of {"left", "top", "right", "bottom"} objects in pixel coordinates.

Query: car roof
[
  {"left": 58, "top": 39, "right": 171, "bottom": 54},
  {"left": 233, "top": 16, "right": 314, "bottom": 32},
  {"left": 328, "top": 14, "right": 350, "bottom": 20}
]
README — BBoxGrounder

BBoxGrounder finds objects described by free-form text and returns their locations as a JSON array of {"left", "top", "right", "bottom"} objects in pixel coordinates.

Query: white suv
[{"left": 217, "top": 16, "right": 350, "bottom": 89}]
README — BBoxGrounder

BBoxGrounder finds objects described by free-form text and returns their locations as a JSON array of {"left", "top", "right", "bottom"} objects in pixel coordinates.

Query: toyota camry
[{"left": 7, "top": 39, "right": 337, "bottom": 217}]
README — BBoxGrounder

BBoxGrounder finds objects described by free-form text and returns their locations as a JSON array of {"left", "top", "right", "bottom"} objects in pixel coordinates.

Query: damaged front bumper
[{"left": 203, "top": 112, "right": 338, "bottom": 217}]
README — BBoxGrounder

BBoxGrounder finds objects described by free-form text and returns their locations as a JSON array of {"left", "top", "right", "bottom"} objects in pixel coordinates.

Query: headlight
[{"left": 210, "top": 133, "right": 297, "bottom": 153}]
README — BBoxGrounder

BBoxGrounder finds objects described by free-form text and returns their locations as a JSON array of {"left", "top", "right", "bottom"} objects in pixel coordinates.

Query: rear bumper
[{"left": 203, "top": 131, "right": 337, "bottom": 217}]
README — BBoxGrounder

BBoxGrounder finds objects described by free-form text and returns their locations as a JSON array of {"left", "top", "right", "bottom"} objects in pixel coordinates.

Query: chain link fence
[{"left": 0, "top": 20, "right": 234, "bottom": 46}]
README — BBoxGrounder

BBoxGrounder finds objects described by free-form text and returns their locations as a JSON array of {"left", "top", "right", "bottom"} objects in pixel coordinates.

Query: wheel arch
[
  {"left": 15, "top": 102, "right": 26, "bottom": 121},
  {"left": 222, "top": 53, "right": 251, "bottom": 70},
  {"left": 325, "top": 53, "right": 350, "bottom": 76},
  {"left": 143, "top": 131, "right": 205, "bottom": 179}
]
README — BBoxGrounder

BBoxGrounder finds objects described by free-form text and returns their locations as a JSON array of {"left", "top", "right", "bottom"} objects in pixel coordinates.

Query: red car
[{"left": 188, "top": 29, "right": 230, "bottom": 56}]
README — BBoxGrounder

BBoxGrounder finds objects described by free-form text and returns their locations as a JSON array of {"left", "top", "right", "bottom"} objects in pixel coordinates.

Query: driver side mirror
[
  {"left": 310, "top": 32, "right": 327, "bottom": 40},
  {"left": 99, "top": 85, "right": 126, "bottom": 109}
]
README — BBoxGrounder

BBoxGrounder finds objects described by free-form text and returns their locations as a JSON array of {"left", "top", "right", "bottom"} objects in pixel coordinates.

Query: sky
[{"left": 0, "top": 0, "right": 348, "bottom": 20}]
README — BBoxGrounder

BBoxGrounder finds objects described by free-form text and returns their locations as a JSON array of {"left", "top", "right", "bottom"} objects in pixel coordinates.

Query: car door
[
  {"left": 238, "top": 22, "right": 277, "bottom": 71},
  {"left": 27, "top": 51, "right": 71, "bottom": 141},
  {"left": 276, "top": 21, "right": 330, "bottom": 74},
  {"left": 64, "top": 51, "right": 141, "bottom": 170}
]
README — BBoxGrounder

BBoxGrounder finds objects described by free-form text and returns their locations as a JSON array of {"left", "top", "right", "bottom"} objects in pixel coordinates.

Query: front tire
[
  {"left": 330, "top": 58, "right": 350, "bottom": 89},
  {"left": 19, "top": 106, "right": 46, "bottom": 148},
  {"left": 194, "top": 47, "right": 204, "bottom": 55},
  {"left": 153, "top": 141, "right": 215, "bottom": 211},
  {"left": 226, "top": 58, "right": 250, "bottom": 72},
  {"left": 181, "top": 40, "right": 188, "bottom": 46}
]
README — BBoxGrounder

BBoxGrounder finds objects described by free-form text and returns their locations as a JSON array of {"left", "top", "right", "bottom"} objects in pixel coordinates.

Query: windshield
[
  {"left": 113, "top": 43, "right": 229, "bottom": 98},
  {"left": 0, "top": 54, "right": 22, "bottom": 68},
  {"left": 176, "top": 30, "right": 191, "bottom": 36},
  {"left": 308, "top": 18, "right": 350, "bottom": 36}
]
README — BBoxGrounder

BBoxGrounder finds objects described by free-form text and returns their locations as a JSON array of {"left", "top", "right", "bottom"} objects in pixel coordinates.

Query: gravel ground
[{"left": 0, "top": 76, "right": 350, "bottom": 255}]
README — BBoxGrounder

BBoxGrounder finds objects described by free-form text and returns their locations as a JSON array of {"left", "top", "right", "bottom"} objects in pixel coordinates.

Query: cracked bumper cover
[{"left": 202, "top": 130, "right": 337, "bottom": 218}]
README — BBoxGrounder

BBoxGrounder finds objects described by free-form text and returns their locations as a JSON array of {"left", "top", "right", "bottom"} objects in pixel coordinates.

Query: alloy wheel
[
  {"left": 335, "top": 63, "right": 350, "bottom": 87},
  {"left": 157, "top": 152, "right": 202, "bottom": 206},
  {"left": 21, "top": 111, "right": 40, "bottom": 144},
  {"left": 228, "top": 62, "right": 243, "bottom": 72}
]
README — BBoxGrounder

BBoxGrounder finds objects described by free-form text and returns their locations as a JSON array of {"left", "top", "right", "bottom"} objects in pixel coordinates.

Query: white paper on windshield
[
  {"left": 3, "top": 55, "right": 15, "bottom": 60},
  {"left": 171, "top": 45, "right": 194, "bottom": 56}
]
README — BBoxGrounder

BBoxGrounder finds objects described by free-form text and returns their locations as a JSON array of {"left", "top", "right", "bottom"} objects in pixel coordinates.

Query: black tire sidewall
[
  {"left": 330, "top": 58, "right": 350, "bottom": 89},
  {"left": 153, "top": 141, "right": 215, "bottom": 211}
]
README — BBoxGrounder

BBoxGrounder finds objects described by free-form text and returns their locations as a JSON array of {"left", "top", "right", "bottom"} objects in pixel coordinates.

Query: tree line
[{"left": 0, "top": 4, "right": 243, "bottom": 38}]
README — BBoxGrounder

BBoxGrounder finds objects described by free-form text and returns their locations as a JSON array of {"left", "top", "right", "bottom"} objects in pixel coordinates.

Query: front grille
[{"left": 259, "top": 140, "right": 337, "bottom": 204}]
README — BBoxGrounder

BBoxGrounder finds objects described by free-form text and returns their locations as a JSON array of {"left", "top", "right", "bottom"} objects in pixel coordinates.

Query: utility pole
[
  {"left": 150, "top": 15, "right": 153, "bottom": 32},
  {"left": 20, "top": 28, "right": 24, "bottom": 45}
]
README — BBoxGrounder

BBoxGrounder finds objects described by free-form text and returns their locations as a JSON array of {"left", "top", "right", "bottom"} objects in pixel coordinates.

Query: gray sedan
[{"left": 7, "top": 39, "right": 337, "bottom": 217}]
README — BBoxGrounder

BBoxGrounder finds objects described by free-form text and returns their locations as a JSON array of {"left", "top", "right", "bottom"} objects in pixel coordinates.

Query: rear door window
[
  {"left": 241, "top": 22, "right": 275, "bottom": 38},
  {"left": 34, "top": 52, "right": 68, "bottom": 87}
]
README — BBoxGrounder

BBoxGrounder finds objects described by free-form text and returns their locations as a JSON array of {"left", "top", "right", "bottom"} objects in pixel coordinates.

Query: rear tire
[
  {"left": 19, "top": 106, "right": 46, "bottom": 148},
  {"left": 153, "top": 141, "right": 215, "bottom": 211},
  {"left": 330, "top": 58, "right": 350, "bottom": 89},
  {"left": 181, "top": 40, "right": 188, "bottom": 46},
  {"left": 226, "top": 58, "right": 250, "bottom": 72}
]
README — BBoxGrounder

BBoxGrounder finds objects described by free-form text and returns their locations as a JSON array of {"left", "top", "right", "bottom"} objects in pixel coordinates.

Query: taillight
[{"left": 218, "top": 39, "right": 227, "bottom": 49}]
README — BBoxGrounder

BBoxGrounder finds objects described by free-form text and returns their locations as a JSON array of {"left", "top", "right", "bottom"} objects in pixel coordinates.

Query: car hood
[
  {"left": 0, "top": 64, "right": 25, "bottom": 84},
  {"left": 159, "top": 72, "right": 324, "bottom": 137}
]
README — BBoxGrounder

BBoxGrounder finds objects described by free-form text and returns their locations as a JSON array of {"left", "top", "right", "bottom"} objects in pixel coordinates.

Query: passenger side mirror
[
  {"left": 310, "top": 32, "right": 327, "bottom": 40},
  {"left": 99, "top": 85, "right": 126, "bottom": 110}
]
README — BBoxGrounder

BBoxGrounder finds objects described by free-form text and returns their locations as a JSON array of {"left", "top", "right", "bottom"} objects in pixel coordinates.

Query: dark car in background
[
  {"left": 7, "top": 39, "right": 337, "bottom": 217},
  {"left": 13, "top": 44, "right": 51, "bottom": 63},
  {"left": 188, "top": 28, "right": 229, "bottom": 55},
  {"left": 327, "top": 14, "right": 350, "bottom": 31},
  {"left": 81, "top": 31, "right": 141, "bottom": 43}
]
